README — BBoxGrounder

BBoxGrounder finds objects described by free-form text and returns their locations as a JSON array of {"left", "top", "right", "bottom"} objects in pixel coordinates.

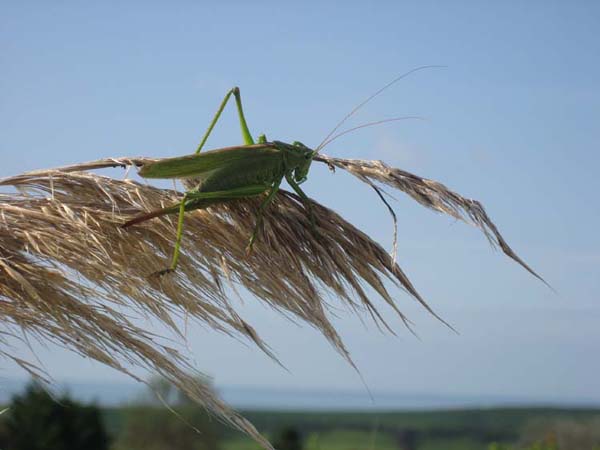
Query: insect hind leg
[{"left": 196, "top": 87, "right": 255, "bottom": 153}]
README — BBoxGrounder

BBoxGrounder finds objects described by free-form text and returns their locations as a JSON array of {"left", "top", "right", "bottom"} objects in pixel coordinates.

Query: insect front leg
[
  {"left": 285, "top": 173, "right": 317, "bottom": 235},
  {"left": 196, "top": 87, "right": 255, "bottom": 153}
]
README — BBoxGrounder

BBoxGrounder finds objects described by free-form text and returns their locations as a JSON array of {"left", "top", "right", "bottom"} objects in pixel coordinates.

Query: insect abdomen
[{"left": 197, "top": 153, "right": 285, "bottom": 192}]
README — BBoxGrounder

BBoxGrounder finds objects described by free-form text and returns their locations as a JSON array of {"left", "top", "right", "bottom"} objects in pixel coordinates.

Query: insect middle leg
[
  {"left": 246, "top": 178, "right": 283, "bottom": 254},
  {"left": 154, "top": 184, "right": 269, "bottom": 276}
]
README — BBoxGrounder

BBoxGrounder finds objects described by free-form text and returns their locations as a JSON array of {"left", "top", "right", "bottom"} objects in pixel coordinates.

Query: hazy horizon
[{"left": 3, "top": 377, "right": 599, "bottom": 410}]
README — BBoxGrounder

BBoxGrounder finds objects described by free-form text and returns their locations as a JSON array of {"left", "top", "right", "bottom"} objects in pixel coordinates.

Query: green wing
[{"left": 139, "top": 143, "right": 280, "bottom": 179}]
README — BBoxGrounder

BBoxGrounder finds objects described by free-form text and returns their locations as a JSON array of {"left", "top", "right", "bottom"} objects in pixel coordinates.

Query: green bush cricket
[
  {"left": 122, "top": 87, "right": 318, "bottom": 275},
  {"left": 122, "top": 67, "right": 438, "bottom": 276}
]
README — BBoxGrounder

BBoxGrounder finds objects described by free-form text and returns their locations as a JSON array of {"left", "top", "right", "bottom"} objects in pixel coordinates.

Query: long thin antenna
[
  {"left": 315, "top": 65, "right": 445, "bottom": 153},
  {"left": 318, "top": 116, "right": 423, "bottom": 151}
]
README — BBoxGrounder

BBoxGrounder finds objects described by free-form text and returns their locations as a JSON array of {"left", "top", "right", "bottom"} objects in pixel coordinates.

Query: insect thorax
[{"left": 272, "top": 141, "right": 315, "bottom": 183}]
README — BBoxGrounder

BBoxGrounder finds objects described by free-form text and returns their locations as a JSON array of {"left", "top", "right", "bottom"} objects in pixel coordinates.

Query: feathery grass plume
[
  {"left": 0, "top": 154, "right": 544, "bottom": 449},
  {"left": 314, "top": 153, "right": 548, "bottom": 286},
  {"left": 0, "top": 157, "right": 430, "bottom": 449}
]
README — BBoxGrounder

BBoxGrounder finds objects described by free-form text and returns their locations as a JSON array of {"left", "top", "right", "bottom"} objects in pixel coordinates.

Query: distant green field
[
  {"left": 224, "top": 430, "right": 399, "bottom": 450},
  {"left": 102, "top": 407, "right": 600, "bottom": 450}
]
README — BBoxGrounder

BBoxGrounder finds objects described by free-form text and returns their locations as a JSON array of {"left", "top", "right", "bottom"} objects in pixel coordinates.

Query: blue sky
[{"left": 1, "top": 2, "right": 599, "bottom": 404}]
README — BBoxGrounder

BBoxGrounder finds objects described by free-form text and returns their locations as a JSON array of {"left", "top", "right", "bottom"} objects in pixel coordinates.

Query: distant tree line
[
  {"left": 0, "top": 381, "right": 108, "bottom": 450},
  {"left": 1, "top": 378, "right": 599, "bottom": 450}
]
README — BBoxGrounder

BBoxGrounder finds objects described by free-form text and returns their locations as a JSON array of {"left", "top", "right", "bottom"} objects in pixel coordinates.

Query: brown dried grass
[
  {"left": 0, "top": 155, "right": 544, "bottom": 449},
  {"left": 314, "top": 154, "right": 547, "bottom": 285}
]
